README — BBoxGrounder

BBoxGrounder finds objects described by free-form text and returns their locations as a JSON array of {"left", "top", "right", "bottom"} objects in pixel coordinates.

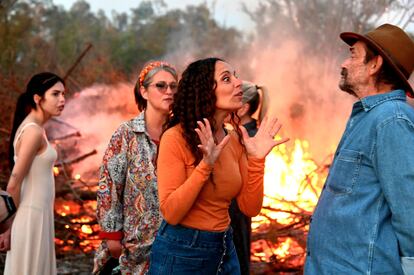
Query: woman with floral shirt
[{"left": 93, "top": 61, "right": 178, "bottom": 275}]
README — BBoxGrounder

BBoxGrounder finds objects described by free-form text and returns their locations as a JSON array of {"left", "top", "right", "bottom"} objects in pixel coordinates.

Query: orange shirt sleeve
[
  {"left": 157, "top": 128, "right": 213, "bottom": 225},
  {"left": 236, "top": 155, "right": 265, "bottom": 217}
]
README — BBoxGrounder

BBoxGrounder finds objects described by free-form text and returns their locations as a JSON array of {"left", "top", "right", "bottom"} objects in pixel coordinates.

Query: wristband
[{"left": 0, "top": 194, "right": 16, "bottom": 222}]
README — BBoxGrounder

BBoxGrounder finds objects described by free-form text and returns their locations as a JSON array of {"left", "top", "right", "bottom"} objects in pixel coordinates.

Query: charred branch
[
  {"left": 55, "top": 150, "right": 97, "bottom": 166},
  {"left": 50, "top": 118, "right": 80, "bottom": 131},
  {"left": 0, "top": 127, "right": 10, "bottom": 135},
  {"left": 63, "top": 43, "right": 93, "bottom": 82},
  {"left": 50, "top": 131, "right": 82, "bottom": 141}
]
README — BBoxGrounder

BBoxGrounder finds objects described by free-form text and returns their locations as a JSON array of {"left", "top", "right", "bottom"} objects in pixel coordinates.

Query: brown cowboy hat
[{"left": 340, "top": 24, "right": 414, "bottom": 96}]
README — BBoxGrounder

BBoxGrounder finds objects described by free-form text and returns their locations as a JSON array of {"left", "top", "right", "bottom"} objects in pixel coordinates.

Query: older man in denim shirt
[{"left": 305, "top": 24, "right": 414, "bottom": 274}]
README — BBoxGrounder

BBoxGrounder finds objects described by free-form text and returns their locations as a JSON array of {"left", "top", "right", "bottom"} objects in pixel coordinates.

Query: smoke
[
  {"left": 56, "top": 18, "right": 358, "bottom": 180},
  {"left": 161, "top": 12, "right": 355, "bottom": 160},
  {"left": 232, "top": 29, "right": 356, "bottom": 161},
  {"left": 57, "top": 83, "right": 137, "bottom": 179}
]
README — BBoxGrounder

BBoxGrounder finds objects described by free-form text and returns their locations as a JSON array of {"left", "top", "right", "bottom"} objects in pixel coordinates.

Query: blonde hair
[{"left": 241, "top": 81, "right": 269, "bottom": 121}]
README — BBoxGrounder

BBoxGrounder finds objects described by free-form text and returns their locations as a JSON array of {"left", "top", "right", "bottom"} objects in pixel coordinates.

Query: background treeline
[
  {"left": 0, "top": 0, "right": 246, "bottom": 182},
  {"left": 1, "top": 0, "right": 413, "bottom": 185},
  {"left": 0, "top": 0, "right": 244, "bottom": 89},
  {"left": 1, "top": 0, "right": 413, "bottom": 187},
  {"left": 0, "top": 0, "right": 413, "bottom": 273}
]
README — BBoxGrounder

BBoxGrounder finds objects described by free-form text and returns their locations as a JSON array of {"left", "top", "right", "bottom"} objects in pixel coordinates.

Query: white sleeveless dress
[{"left": 4, "top": 123, "right": 57, "bottom": 275}]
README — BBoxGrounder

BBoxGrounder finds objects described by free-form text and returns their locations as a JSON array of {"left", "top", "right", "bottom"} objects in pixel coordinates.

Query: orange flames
[
  {"left": 55, "top": 198, "right": 100, "bottom": 253},
  {"left": 251, "top": 138, "right": 330, "bottom": 266},
  {"left": 53, "top": 166, "right": 59, "bottom": 176},
  {"left": 52, "top": 135, "right": 331, "bottom": 263}
]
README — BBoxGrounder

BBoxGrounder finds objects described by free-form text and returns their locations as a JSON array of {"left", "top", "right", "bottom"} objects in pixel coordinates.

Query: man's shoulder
[
  {"left": 370, "top": 100, "right": 414, "bottom": 129},
  {"left": 376, "top": 99, "right": 414, "bottom": 116}
]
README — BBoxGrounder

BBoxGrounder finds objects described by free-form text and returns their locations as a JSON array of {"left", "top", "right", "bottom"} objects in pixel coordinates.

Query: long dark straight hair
[{"left": 8, "top": 72, "right": 65, "bottom": 171}]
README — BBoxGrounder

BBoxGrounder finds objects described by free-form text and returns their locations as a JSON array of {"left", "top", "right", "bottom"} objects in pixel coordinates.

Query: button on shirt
[{"left": 305, "top": 90, "right": 414, "bottom": 274}]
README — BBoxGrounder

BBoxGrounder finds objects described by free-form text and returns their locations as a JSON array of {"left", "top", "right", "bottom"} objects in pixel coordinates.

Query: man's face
[{"left": 339, "top": 41, "right": 371, "bottom": 97}]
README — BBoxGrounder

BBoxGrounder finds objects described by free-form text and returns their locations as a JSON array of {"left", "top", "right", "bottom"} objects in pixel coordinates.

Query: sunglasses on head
[{"left": 150, "top": 81, "right": 178, "bottom": 93}]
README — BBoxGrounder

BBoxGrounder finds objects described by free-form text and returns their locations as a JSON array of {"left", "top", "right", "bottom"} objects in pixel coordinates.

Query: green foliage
[
  {"left": 0, "top": 0, "right": 247, "bottom": 188},
  {"left": 0, "top": 0, "right": 246, "bottom": 91}
]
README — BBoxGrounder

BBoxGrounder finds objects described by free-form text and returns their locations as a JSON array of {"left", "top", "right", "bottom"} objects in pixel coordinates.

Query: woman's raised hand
[
  {"left": 195, "top": 118, "right": 230, "bottom": 166},
  {"left": 240, "top": 116, "right": 289, "bottom": 159}
]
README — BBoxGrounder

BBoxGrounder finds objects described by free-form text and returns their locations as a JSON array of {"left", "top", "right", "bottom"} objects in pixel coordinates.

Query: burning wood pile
[
  {"left": 250, "top": 140, "right": 331, "bottom": 274},
  {"left": 44, "top": 117, "right": 331, "bottom": 274},
  {"left": 47, "top": 119, "right": 101, "bottom": 273}
]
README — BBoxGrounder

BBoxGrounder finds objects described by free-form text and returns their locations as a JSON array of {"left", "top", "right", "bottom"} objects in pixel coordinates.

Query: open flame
[
  {"left": 81, "top": 224, "right": 93, "bottom": 234},
  {"left": 252, "top": 138, "right": 329, "bottom": 267},
  {"left": 54, "top": 198, "right": 100, "bottom": 253},
  {"left": 52, "top": 133, "right": 331, "bottom": 265},
  {"left": 53, "top": 166, "right": 59, "bottom": 176}
]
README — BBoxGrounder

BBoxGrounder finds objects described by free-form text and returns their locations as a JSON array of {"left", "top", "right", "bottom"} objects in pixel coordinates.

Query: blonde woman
[{"left": 229, "top": 81, "right": 268, "bottom": 274}]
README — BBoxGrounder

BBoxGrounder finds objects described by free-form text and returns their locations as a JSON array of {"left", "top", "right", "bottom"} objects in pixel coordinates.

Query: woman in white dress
[{"left": 0, "top": 72, "right": 66, "bottom": 275}]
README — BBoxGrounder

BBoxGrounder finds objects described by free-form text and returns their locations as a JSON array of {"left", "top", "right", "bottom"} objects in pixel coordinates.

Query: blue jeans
[{"left": 148, "top": 220, "right": 241, "bottom": 275}]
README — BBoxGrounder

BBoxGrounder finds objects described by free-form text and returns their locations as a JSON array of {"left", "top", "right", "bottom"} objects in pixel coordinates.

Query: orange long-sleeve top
[{"left": 157, "top": 125, "right": 266, "bottom": 232}]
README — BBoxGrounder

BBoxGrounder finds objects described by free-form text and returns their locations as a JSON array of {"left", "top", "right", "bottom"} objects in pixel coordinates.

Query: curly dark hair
[{"left": 166, "top": 57, "right": 243, "bottom": 165}]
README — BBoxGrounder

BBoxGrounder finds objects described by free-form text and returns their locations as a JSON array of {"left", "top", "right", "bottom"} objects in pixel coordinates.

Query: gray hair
[
  {"left": 141, "top": 65, "right": 178, "bottom": 88},
  {"left": 134, "top": 62, "right": 178, "bottom": 111}
]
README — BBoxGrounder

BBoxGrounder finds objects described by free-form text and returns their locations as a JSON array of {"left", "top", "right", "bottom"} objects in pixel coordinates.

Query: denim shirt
[{"left": 305, "top": 90, "right": 414, "bottom": 275}]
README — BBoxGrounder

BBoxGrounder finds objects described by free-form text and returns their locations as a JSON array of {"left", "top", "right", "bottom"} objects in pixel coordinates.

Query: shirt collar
[
  {"left": 358, "top": 89, "right": 406, "bottom": 112},
  {"left": 130, "top": 111, "right": 146, "bottom": 133}
]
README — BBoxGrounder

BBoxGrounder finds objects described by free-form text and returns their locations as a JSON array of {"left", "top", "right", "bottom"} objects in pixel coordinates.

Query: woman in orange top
[{"left": 148, "top": 58, "right": 288, "bottom": 274}]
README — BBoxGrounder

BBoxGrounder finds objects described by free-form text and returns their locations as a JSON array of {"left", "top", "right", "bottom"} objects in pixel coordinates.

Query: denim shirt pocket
[{"left": 327, "top": 149, "right": 362, "bottom": 194}]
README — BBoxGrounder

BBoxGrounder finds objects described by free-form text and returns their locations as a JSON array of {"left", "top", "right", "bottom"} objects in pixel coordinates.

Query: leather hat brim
[{"left": 340, "top": 32, "right": 414, "bottom": 96}]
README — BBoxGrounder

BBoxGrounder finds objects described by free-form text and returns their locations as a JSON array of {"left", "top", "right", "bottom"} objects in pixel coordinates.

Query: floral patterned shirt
[{"left": 93, "top": 112, "right": 161, "bottom": 275}]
